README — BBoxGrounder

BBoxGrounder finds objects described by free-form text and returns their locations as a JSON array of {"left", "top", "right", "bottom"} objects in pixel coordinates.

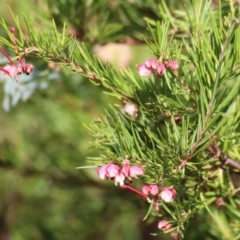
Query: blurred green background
[{"left": 0, "top": 1, "right": 236, "bottom": 239}]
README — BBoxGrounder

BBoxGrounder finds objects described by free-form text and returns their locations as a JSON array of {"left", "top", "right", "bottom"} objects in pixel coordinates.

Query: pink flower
[
  {"left": 123, "top": 104, "right": 138, "bottom": 116},
  {"left": 149, "top": 185, "right": 159, "bottom": 195},
  {"left": 97, "top": 165, "right": 109, "bottom": 180},
  {"left": 142, "top": 184, "right": 159, "bottom": 196},
  {"left": 157, "top": 63, "right": 166, "bottom": 75},
  {"left": 0, "top": 47, "right": 34, "bottom": 80},
  {"left": 144, "top": 59, "right": 159, "bottom": 69},
  {"left": 165, "top": 60, "right": 179, "bottom": 70},
  {"left": 106, "top": 163, "right": 120, "bottom": 178},
  {"left": 129, "top": 166, "right": 144, "bottom": 178},
  {"left": 121, "top": 162, "right": 131, "bottom": 176},
  {"left": 97, "top": 161, "right": 144, "bottom": 186},
  {"left": 158, "top": 220, "right": 172, "bottom": 231},
  {"left": 160, "top": 187, "right": 176, "bottom": 202},
  {"left": 122, "top": 162, "right": 144, "bottom": 179},
  {"left": 97, "top": 163, "right": 120, "bottom": 179},
  {"left": 142, "top": 185, "right": 151, "bottom": 195},
  {"left": 137, "top": 64, "right": 153, "bottom": 76},
  {"left": 114, "top": 169, "right": 125, "bottom": 186},
  {"left": 1, "top": 65, "right": 18, "bottom": 78}
]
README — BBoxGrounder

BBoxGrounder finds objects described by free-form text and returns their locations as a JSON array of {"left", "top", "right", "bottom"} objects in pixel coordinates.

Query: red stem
[
  {"left": 0, "top": 48, "right": 13, "bottom": 65},
  {"left": 121, "top": 184, "right": 150, "bottom": 201}
]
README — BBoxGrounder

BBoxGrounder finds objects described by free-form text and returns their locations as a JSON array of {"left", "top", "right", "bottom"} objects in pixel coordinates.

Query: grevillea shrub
[{"left": 0, "top": 1, "right": 240, "bottom": 239}]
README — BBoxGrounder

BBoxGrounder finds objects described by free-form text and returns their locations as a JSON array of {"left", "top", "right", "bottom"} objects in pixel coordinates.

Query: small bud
[
  {"left": 10, "top": 27, "right": 15, "bottom": 34},
  {"left": 123, "top": 104, "right": 138, "bottom": 116},
  {"left": 25, "top": 64, "right": 34, "bottom": 74},
  {"left": 17, "top": 66, "right": 23, "bottom": 75},
  {"left": 215, "top": 197, "right": 225, "bottom": 208}
]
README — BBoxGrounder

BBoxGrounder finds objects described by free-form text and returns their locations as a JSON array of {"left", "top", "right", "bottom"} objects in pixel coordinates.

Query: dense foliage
[{"left": 0, "top": 1, "right": 240, "bottom": 239}]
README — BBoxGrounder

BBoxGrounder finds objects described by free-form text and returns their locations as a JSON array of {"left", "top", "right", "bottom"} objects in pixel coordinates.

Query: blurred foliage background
[{"left": 0, "top": 0, "right": 237, "bottom": 239}]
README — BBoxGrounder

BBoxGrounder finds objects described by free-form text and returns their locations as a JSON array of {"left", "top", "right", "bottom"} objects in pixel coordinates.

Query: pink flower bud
[
  {"left": 215, "top": 197, "right": 225, "bottom": 208},
  {"left": 97, "top": 163, "right": 120, "bottom": 179},
  {"left": 165, "top": 60, "right": 179, "bottom": 70},
  {"left": 157, "top": 63, "right": 166, "bottom": 75},
  {"left": 149, "top": 185, "right": 159, "bottom": 196},
  {"left": 142, "top": 184, "right": 159, "bottom": 196},
  {"left": 137, "top": 64, "right": 153, "bottom": 76},
  {"left": 10, "top": 27, "right": 15, "bottom": 34},
  {"left": 129, "top": 166, "right": 144, "bottom": 178},
  {"left": 160, "top": 187, "right": 176, "bottom": 202},
  {"left": 123, "top": 104, "right": 138, "bottom": 116},
  {"left": 142, "top": 185, "right": 151, "bottom": 195},
  {"left": 158, "top": 220, "right": 172, "bottom": 231}
]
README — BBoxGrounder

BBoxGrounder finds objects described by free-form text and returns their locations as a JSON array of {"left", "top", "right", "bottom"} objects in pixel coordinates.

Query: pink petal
[
  {"left": 2, "top": 65, "right": 18, "bottom": 78},
  {"left": 142, "top": 185, "right": 150, "bottom": 195},
  {"left": 144, "top": 59, "right": 153, "bottom": 68},
  {"left": 121, "top": 163, "right": 131, "bottom": 177},
  {"left": 97, "top": 165, "right": 109, "bottom": 180},
  {"left": 114, "top": 171, "right": 125, "bottom": 186},
  {"left": 157, "top": 63, "right": 166, "bottom": 75},
  {"left": 150, "top": 60, "right": 159, "bottom": 70},
  {"left": 106, "top": 163, "right": 120, "bottom": 178},
  {"left": 149, "top": 185, "right": 159, "bottom": 196},
  {"left": 165, "top": 60, "right": 179, "bottom": 70},
  {"left": 137, "top": 64, "right": 153, "bottom": 76},
  {"left": 129, "top": 166, "right": 144, "bottom": 178},
  {"left": 158, "top": 220, "right": 172, "bottom": 230},
  {"left": 160, "top": 187, "right": 176, "bottom": 202}
]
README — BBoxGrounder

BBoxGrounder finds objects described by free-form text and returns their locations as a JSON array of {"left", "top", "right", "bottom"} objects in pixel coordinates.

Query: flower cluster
[
  {"left": 97, "top": 160, "right": 144, "bottom": 186},
  {"left": 0, "top": 28, "right": 34, "bottom": 80},
  {"left": 142, "top": 184, "right": 176, "bottom": 203},
  {"left": 137, "top": 58, "right": 179, "bottom": 77},
  {"left": 0, "top": 58, "right": 34, "bottom": 80},
  {"left": 97, "top": 162, "right": 177, "bottom": 233},
  {"left": 142, "top": 184, "right": 159, "bottom": 196}
]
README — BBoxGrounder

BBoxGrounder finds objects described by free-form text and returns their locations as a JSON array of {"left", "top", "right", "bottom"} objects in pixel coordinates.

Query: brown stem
[
  {"left": 220, "top": 155, "right": 240, "bottom": 171},
  {"left": 206, "top": 139, "right": 240, "bottom": 171}
]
